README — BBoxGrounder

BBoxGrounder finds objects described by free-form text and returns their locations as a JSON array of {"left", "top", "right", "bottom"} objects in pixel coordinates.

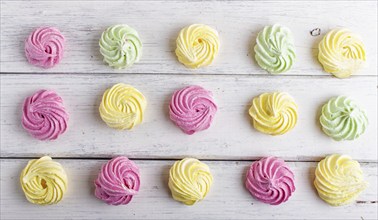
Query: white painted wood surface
[
  {"left": 1, "top": 159, "right": 377, "bottom": 219},
  {"left": 0, "top": 0, "right": 377, "bottom": 219},
  {"left": 0, "top": 1, "right": 377, "bottom": 76},
  {"left": 1, "top": 74, "right": 377, "bottom": 161}
]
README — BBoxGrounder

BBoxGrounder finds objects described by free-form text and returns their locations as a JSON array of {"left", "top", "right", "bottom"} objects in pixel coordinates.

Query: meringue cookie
[
  {"left": 175, "top": 24, "right": 220, "bottom": 68},
  {"left": 20, "top": 156, "right": 67, "bottom": 205},
  {"left": 248, "top": 92, "right": 298, "bottom": 135},
  {"left": 169, "top": 85, "right": 217, "bottom": 134},
  {"left": 168, "top": 158, "right": 213, "bottom": 205},
  {"left": 99, "top": 24, "right": 142, "bottom": 69},
  {"left": 314, "top": 154, "right": 368, "bottom": 206},
  {"left": 95, "top": 157, "right": 140, "bottom": 205},
  {"left": 22, "top": 90, "right": 69, "bottom": 140},
  {"left": 245, "top": 157, "right": 295, "bottom": 205},
  {"left": 99, "top": 83, "right": 146, "bottom": 130},
  {"left": 25, "top": 27, "right": 65, "bottom": 68},
  {"left": 320, "top": 96, "right": 368, "bottom": 141},
  {"left": 254, "top": 24, "right": 296, "bottom": 74},
  {"left": 318, "top": 28, "right": 366, "bottom": 78}
]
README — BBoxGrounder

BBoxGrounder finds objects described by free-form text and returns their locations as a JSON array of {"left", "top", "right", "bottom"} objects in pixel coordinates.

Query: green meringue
[
  {"left": 320, "top": 96, "right": 368, "bottom": 141},
  {"left": 99, "top": 24, "right": 142, "bottom": 69},
  {"left": 254, "top": 24, "right": 296, "bottom": 74}
]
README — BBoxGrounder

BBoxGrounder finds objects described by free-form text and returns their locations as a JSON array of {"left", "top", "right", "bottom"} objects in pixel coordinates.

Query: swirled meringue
[
  {"left": 254, "top": 24, "right": 296, "bottom": 74},
  {"left": 20, "top": 156, "right": 67, "bottom": 205},
  {"left": 169, "top": 85, "right": 217, "bottom": 134},
  {"left": 245, "top": 157, "right": 295, "bottom": 205},
  {"left": 99, "top": 24, "right": 142, "bottom": 69},
  {"left": 320, "top": 96, "right": 368, "bottom": 141},
  {"left": 25, "top": 27, "right": 65, "bottom": 68},
  {"left": 94, "top": 156, "right": 140, "bottom": 205},
  {"left": 175, "top": 24, "right": 220, "bottom": 68},
  {"left": 99, "top": 83, "right": 146, "bottom": 130},
  {"left": 168, "top": 158, "right": 213, "bottom": 205},
  {"left": 318, "top": 28, "right": 366, "bottom": 78},
  {"left": 22, "top": 90, "right": 69, "bottom": 140},
  {"left": 248, "top": 92, "right": 298, "bottom": 135},
  {"left": 314, "top": 154, "right": 368, "bottom": 206}
]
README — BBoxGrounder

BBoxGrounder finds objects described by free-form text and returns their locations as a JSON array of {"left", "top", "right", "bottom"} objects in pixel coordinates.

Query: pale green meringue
[
  {"left": 99, "top": 24, "right": 142, "bottom": 69},
  {"left": 254, "top": 24, "right": 296, "bottom": 74},
  {"left": 320, "top": 96, "right": 368, "bottom": 141}
]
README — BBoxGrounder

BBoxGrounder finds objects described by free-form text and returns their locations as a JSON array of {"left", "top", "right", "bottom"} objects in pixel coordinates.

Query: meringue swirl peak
[
  {"left": 25, "top": 27, "right": 65, "bottom": 68},
  {"left": 99, "top": 83, "right": 146, "bottom": 130},
  {"left": 245, "top": 157, "right": 295, "bottom": 205},
  {"left": 169, "top": 85, "right": 217, "bottom": 134},
  {"left": 320, "top": 96, "right": 368, "bottom": 141},
  {"left": 318, "top": 28, "right": 366, "bottom": 78},
  {"left": 314, "top": 154, "right": 368, "bottom": 206},
  {"left": 95, "top": 156, "right": 140, "bottom": 205},
  {"left": 249, "top": 92, "right": 298, "bottom": 135},
  {"left": 22, "top": 89, "right": 69, "bottom": 140},
  {"left": 99, "top": 24, "right": 142, "bottom": 69},
  {"left": 254, "top": 24, "right": 296, "bottom": 74},
  {"left": 168, "top": 158, "right": 213, "bottom": 205},
  {"left": 20, "top": 156, "right": 68, "bottom": 205},
  {"left": 175, "top": 24, "right": 220, "bottom": 68}
]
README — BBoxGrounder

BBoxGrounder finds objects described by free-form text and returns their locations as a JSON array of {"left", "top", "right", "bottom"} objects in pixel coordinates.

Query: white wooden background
[{"left": 0, "top": 1, "right": 377, "bottom": 219}]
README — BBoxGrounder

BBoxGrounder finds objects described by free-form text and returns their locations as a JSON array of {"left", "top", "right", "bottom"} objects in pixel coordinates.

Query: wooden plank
[
  {"left": 1, "top": 1, "right": 377, "bottom": 76},
  {"left": 1, "top": 74, "right": 376, "bottom": 161},
  {"left": 1, "top": 159, "right": 376, "bottom": 219}
]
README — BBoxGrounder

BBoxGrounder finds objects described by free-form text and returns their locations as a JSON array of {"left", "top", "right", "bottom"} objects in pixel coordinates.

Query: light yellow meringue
[
  {"left": 20, "top": 156, "right": 67, "bottom": 205},
  {"left": 314, "top": 154, "right": 368, "bottom": 206},
  {"left": 168, "top": 158, "right": 213, "bottom": 205},
  {"left": 99, "top": 83, "right": 147, "bottom": 130},
  {"left": 175, "top": 24, "right": 219, "bottom": 68},
  {"left": 318, "top": 28, "right": 366, "bottom": 78},
  {"left": 248, "top": 92, "right": 298, "bottom": 135}
]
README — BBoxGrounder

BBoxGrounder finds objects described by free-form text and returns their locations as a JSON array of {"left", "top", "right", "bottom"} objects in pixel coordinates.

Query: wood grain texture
[
  {"left": 1, "top": 74, "right": 377, "bottom": 161},
  {"left": 1, "top": 159, "right": 377, "bottom": 220},
  {"left": 1, "top": 1, "right": 377, "bottom": 75}
]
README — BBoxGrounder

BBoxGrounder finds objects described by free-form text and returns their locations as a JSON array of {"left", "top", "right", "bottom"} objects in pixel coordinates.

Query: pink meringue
[
  {"left": 169, "top": 85, "right": 217, "bottom": 134},
  {"left": 94, "top": 157, "right": 140, "bottom": 205},
  {"left": 25, "top": 27, "right": 65, "bottom": 68},
  {"left": 22, "top": 90, "right": 69, "bottom": 140},
  {"left": 245, "top": 157, "right": 295, "bottom": 205}
]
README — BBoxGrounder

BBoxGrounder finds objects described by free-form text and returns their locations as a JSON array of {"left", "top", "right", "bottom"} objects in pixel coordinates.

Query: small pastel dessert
[
  {"left": 175, "top": 24, "right": 220, "bottom": 68},
  {"left": 248, "top": 92, "right": 298, "bottom": 135},
  {"left": 168, "top": 158, "right": 213, "bottom": 205},
  {"left": 318, "top": 28, "right": 366, "bottom": 78},
  {"left": 25, "top": 27, "right": 65, "bottom": 68},
  {"left": 22, "top": 90, "right": 69, "bottom": 140},
  {"left": 245, "top": 157, "right": 295, "bottom": 205},
  {"left": 94, "top": 156, "right": 140, "bottom": 205},
  {"left": 20, "top": 156, "right": 67, "bottom": 205},
  {"left": 99, "top": 24, "right": 142, "bottom": 69},
  {"left": 314, "top": 154, "right": 368, "bottom": 206},
  {"left": 99, "top": 83, "right": 147, "bottom": 130},
  {"left": 254, "top": 24, "right": 296, "bottom": 74},
  {"left": 320, "top": 96, "right": 368, "bottom": 141},
  {"left": 169, "top": 85, "right": 217, "bottom": 134}
]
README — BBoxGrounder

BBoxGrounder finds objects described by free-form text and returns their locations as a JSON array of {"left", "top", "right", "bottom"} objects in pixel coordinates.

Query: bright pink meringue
[
  {"left": 94, "top": 157, "right": 140, "bottom": 206},
  {"left": 245, "top": 157, "right": 295, "bottom": 205},
  {"left": 169, "top": 85, "right": 217, "bottom": 135},
  {"left": 25, "top": 27, "right": 65, "bottom": 68},
  {"left": 22, "top": 90, "right": 69, "bottom": 141}
]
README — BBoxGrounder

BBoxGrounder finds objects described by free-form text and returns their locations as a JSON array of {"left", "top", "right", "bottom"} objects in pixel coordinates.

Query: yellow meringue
[
  {"left": 20, "top": 156, "right": 67, "bottom": 205},
  {"left": 175, "top": 24, "right": 219, "bottom": 68},
  {"left": 318, "top": 28, "right": 366, "bottom": 78},
  {"left": 248, "top": 92, "right": 298, "bottom": 135},
  {"left": 314, "top": 154, "right": 368, "bottom": 206},
  {"left": 168, "top": 158, "right": 213, "bottom": 205}
]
